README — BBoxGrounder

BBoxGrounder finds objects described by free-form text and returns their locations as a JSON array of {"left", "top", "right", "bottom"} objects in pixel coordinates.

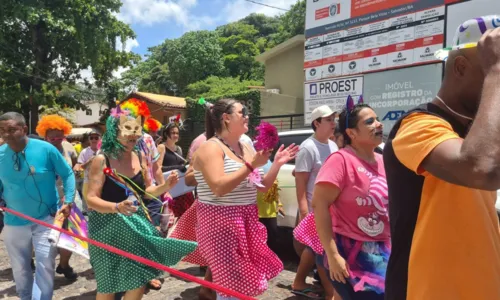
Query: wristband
[
  {"left": 115, "top": 203, "right": 121, "bottom": 214},
  {"left": 244, "top": 161, "right": 254, "bottom": 172}
]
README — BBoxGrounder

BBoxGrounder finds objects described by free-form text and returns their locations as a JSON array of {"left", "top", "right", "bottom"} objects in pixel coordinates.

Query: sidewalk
[{"left": 0, "top": 230, "right": 305, "bottom": 299}]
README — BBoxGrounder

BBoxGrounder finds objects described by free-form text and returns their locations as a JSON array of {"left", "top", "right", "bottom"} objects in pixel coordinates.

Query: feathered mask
[
  {"left": 143, "top": 117, "right": 162, "bottom": 133},
  {"left": 345, "top": 95, "right": 364, "bottom": 128}
]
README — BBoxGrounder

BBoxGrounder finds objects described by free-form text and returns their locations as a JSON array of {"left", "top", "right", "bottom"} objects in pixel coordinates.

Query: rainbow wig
[
  {"left": 36, "top": 115, "right": 72, "bottom": 138},
  {"left": 120, "top": 98, "right": 151, "bottom": 118},
  {"left": 143, "top": 117, "right": 161, "bottom": 133}
]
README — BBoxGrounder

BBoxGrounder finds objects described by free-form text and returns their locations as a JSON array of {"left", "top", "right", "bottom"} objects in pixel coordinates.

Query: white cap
[
  {"left": 311, "top": 105, "right": 334, "bottom": 122},
  {"left": 435, "top": 15, "right": 500, "bottom": 60}
]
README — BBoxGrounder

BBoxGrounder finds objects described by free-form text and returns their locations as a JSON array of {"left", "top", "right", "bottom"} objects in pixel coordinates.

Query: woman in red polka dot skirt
[{"left": 179, "top": 98, "right": 298, "bottom": 299}]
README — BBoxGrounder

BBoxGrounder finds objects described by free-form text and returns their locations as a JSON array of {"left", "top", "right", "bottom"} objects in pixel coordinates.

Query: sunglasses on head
[{"left": 89, "top": 136, "right": 100, "bottom": 140}]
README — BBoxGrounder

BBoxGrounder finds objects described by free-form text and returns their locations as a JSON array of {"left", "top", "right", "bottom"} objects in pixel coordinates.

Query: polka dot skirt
[
  {"left": 169, "top": 200, "right": 208, "bottom": 266},
  {"left": 88, "top": 207, "right": 197, "bottom": 294},
  {"left": 196, "top": 202, "right": 283, "bottom": 297},
  {"left": 293, "top": 213, "right": 324, "bottom": 255}
]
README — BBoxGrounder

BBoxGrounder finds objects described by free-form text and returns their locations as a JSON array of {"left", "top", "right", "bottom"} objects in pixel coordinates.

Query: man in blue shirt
[{"left": 0, "top": 112, "right": 76, "bottom": 300}]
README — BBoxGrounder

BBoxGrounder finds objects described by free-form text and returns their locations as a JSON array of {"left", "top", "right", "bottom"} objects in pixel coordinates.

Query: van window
[{"left": 271, "top": 133, "right": 312, "bottom": 165}]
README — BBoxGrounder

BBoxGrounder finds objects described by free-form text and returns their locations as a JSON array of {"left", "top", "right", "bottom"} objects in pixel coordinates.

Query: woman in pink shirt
[{"left": 294, "top": 103, "right": 389, "bottom": 300}]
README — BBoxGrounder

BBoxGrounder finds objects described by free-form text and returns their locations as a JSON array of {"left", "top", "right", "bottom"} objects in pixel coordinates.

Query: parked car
[
  {"left": 273, "top": 129, "right": 314, "bottom": 228},
  {"left": 273, "top": 130, "right": 387, "bottom": 228}
]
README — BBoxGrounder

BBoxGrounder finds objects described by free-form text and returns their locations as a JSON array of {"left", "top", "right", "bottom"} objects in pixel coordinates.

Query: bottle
[{"left": 128, "top": 194, "right": 139, "bottom": 206}]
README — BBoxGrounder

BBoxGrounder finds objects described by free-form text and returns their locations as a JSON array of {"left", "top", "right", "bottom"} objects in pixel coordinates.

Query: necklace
[
  {"left": 435, "top": 95, "right": 473, "bottom": 121},
  {"left": 214, "top": 135, "right": 246, "bottom": 162}
]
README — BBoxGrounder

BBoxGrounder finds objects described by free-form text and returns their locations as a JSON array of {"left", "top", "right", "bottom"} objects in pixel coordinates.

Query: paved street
[{"left": 0, "top": 231, "right": 314, "bottom": 299}]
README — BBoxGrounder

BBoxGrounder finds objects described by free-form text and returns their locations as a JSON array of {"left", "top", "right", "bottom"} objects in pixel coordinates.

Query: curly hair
[
  {"left": 36, "top": 115, "right": 72, "bottom": 138},
  {"left": 120, "top": 98, "right": 151, "bottom": 118}
]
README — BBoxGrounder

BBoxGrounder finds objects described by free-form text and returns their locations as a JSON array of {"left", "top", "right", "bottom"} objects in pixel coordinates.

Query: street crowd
[{"left": 1, "top": 15, "right": 500, "bottom": 300}]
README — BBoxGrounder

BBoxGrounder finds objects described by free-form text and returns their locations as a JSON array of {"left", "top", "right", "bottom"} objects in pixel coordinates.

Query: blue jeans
[{"left": 3, "top": 216, "right": 57, "bottom": 300}]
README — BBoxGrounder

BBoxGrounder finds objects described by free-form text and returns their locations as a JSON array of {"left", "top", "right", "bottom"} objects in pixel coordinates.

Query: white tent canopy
[{"left": 67, "top": 128, "right": 93, "bottom": 139}]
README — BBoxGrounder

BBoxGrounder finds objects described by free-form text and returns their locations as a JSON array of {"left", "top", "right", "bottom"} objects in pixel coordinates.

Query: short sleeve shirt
[
  {"left": 316, "top": 148, "right": 389, "bottom": 241},
  {"left": 385, "top": 112, "right": 500, "bottom": 300},
  {"left": 78, "top": 147, "right": 98, "bottom": 183},
  {"left": 295, "top": 136, "right": 338, "bottom": 211}
]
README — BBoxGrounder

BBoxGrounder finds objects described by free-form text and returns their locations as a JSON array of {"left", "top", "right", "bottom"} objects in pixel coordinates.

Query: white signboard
[
  {"left": 364, "top": 64, "right": 442, "bottom": 134},
  {"left": 304, "top": 76, "right": 363, "bottom": 125},
  {"left": 304, "top": 0, "right": 445, "bottom": 79}
]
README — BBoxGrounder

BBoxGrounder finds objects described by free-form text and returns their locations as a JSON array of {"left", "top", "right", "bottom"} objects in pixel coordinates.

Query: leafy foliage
[
  {"left": 160, "top": 31, "right": 226, "bottom": 93},
  {"left": 186, "top": 89, "right": 262, "bottom": 134},
  {"left": 185, "top": 76, "right": 263, "bottom": 99},
  {"left": 120, "top": 1, "right": 305, "bottom": 98},
  {"left": 0, "top": 0, "right": 139, "bottom": 131}
]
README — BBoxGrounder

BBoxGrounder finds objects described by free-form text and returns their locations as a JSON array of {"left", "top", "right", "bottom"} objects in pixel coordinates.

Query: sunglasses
[
  {"left": 47, "top": 137, "right": 64, "bottom": 142},
  {"left": 242, "top": 106, "right": 249, "bottom": 118},
  {"left": 89, "top": 136, "right": 100, "bottom": 140}
]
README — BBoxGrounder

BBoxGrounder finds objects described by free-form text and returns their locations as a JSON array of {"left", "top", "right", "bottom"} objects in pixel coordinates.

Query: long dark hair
[
  {"left": 204, "top": 98, "right": 239, "bottom": 139},
  {"left": 162, "top": 123, "right": 180, "bottom": 141},
  {"left": 338, "top": 103, "right": 372, "bottom": 145}
]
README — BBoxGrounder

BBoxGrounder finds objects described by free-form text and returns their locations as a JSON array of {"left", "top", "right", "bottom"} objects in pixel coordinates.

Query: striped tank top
[{"left": 194, "top": 148, "right": 264, "bottom": 206}]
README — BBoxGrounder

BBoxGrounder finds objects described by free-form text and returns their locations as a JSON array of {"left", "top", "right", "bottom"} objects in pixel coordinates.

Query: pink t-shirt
[{"left": 316, "top": 147, "right": 389, "bottom": 242}]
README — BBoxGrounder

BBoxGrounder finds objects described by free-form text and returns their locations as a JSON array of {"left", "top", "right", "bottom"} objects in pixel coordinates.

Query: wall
[
  {"left": 264, "top": 43, "right": 305, "bottom": 99},
  {"left": 75, "top": 102, "right": 107, "bottom": 126},
  {"left": 147, "top": 102, "right": 186, "bottom": 126},
  {"left": 260, "top": 92, "right": 303, "bottom": 116}
]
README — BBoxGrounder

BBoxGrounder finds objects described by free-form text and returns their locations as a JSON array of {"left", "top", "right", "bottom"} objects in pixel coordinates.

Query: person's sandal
[{"left": 56, "top": 265, "right": 78, "bottom": 280}]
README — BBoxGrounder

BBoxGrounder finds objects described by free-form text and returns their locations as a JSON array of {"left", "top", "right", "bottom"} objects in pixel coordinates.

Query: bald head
[{"left": 442, "top": 47, "right": 484, "bottom": 115}]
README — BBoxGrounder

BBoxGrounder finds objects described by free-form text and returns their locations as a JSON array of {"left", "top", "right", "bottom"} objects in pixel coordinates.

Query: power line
[{"left": 242, "top": 0, "right": 290, "bottom": 12}]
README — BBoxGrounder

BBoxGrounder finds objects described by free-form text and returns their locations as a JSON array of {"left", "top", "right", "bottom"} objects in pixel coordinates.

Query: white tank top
[{"left": 194, "top": 141, "right": 264, "bottom": 206}]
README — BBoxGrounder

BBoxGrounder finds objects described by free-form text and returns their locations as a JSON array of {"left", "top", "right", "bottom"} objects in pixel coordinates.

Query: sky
[
  {"left": 116, "top": 0, "right": 300, "bottom": 56},
  {"left": 79, "top": 0, "right": 298, "bottom": 82}
]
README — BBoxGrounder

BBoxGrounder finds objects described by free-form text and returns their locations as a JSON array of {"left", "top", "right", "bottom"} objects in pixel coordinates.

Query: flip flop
[{"left": 291, "top": 288, "right": 323, "bottom": 299}]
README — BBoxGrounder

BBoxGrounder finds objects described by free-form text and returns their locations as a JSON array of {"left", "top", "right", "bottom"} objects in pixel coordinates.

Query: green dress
[{"left": 88, "top": 170, "right": 197, "bottom": 294}]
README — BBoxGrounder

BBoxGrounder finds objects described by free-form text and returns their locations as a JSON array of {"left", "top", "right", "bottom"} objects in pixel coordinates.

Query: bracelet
[
  {"left": 244, "top": 161, "right": 254, "bottom": 172},
  {"left": 115, "top": 203, "right": 121, "bottom": 214}
]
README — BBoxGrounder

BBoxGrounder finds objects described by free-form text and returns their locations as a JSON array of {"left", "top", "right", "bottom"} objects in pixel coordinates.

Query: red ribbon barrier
[{"left": 0, "top": 207, "right": 256, "bottom": 300}]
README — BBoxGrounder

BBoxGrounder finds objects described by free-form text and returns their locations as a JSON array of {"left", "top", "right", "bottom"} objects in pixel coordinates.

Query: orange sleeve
[{"left": 392, "top": 113, "right": 461, "bottom": 175}]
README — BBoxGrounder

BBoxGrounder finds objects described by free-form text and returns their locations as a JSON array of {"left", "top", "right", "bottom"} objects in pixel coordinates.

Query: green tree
[
  {"left": 161, "top": 31, "right": 225, "bottom": 92},
  {"left": 218, "top": 23, "right": 263, "bottom": 80},
  {"left": 185, "top": 76, "right": 263, "bottom": 99},
  {"left": 0, "top": 0, "right": 139, "bottom": 131},
  {"left": 270, "top": 0, "right": 306, "bottom": 47}
]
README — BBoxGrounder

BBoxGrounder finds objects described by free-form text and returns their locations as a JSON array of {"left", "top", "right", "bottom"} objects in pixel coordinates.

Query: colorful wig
[
  {"left": 143, "top": 117, "right": 162, "bottom": 133},
  {"left": 120, "top": 98, "right": 151, "bottom": 119},
  {"left": 36, "top": 115, "right": 72, "bottom": 138}
]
